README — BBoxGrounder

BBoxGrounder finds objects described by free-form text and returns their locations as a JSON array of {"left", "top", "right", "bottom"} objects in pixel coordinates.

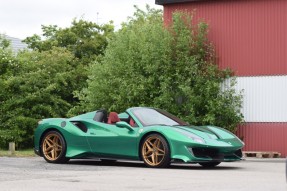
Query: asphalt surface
[{"left": 0, "top": 157, "right": 286, "bottom": 191}]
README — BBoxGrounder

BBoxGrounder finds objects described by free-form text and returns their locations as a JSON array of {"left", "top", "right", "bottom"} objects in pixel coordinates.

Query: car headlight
[
  {"left": 236, "top": 137, "right": 245, "bottom": 145},
  {"left": 175, "top": 129, "right": 205, "bottom": 144},
  {"left": 188, "top": 134, "right": 205, "bottom": 144}
]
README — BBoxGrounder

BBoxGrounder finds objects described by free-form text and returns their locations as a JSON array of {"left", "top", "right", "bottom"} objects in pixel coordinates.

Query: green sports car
[{"left": 34, "top": 107, "right": 244, "bottom": 168}]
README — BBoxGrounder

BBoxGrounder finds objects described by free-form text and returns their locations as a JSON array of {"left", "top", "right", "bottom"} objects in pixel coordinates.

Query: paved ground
[{"left": 0, "top": 157, "right": 286, "bottom": 191}]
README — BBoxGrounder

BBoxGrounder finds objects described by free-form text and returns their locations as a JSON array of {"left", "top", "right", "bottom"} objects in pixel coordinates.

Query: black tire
[
  {"left": 141, "top": 134, "right": 170, "bottom": 168},
  {"left": 41, "top": 131, "right": 69, "bottom": 163},
  {"left": 199, "top": 162, "right": 221, "bottom": 168}
]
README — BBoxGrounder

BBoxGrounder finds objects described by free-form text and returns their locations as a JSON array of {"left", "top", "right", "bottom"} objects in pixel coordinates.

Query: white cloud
[{"left": 0, "top": 0, "right": 162, "bottom": 39}]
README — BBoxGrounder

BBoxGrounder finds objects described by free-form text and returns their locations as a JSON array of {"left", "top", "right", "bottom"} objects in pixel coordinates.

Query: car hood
[{"left": 170, "top": 125, "right": 237, "bottom": 140}]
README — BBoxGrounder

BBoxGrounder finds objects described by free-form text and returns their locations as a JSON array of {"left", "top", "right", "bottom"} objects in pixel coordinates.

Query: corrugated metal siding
[
  {"left": 163, "top": 0, "right": 287, "bottom": 76},
  {"left": 234, "top": 76, "right": 287, "bottom": 122},
  {"left": 237, "top": 123, "right": 287, "bottom": 157},
  {"left": 3, "top": 35, "right": 27, "bottom": 53}
]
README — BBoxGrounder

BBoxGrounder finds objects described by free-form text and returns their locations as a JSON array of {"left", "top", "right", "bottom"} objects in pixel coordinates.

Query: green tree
[
  {"left": 23, "top": 19, "right": 114, "bottom": 115},
  {"left": 23, "top": 19, "right": 114, "bottom": 61},
  {"left": 0, "top": 19, "right": 114, "bottom": 148},
  {"left": 80, "top": 6, "right": 243, "bottom": 132},
  {"left": 0, "top": 48, "right": 75, "bottom": 148},
  {"left": 0, "top": 35, "right": 23, "bottom": 147}
]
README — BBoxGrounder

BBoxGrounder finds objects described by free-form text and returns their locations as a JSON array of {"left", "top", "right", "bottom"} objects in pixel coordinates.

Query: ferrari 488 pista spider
[{"left": 34, "top": 107, "right": 244, "bottom": 168}]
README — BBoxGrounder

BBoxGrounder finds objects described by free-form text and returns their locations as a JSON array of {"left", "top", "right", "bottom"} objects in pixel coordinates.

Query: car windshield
[{"left": 131, "top": 108, "right": 188, "bottom": 127}]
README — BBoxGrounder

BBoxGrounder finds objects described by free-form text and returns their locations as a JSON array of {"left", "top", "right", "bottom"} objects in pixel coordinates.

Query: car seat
[{"left": 107, "top": 112, "right": 120, "bottom": 124}]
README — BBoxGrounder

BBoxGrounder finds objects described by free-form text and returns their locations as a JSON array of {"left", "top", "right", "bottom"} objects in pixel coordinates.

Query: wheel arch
[
  {"left": 39, "top": 127, "right": 67, "bottom": 156},
  {"left": 138, "top": 131, "right": 171, "bottom": 161}
]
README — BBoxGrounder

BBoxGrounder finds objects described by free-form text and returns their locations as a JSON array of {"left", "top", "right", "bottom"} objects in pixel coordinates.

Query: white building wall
[
  {"left": 235, "top": 76, "right": 287, "bottom": 122},
  {"left": 2, "top": 34, "right": 27, "bottom": 53}
]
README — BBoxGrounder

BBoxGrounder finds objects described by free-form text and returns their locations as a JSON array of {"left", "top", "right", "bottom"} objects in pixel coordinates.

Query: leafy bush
[
  {"left": 0, "top": 48, "right": 75, "bottom": 148},
  {"left": 0, "top": 19, "right": 114, "bottom": 149},
  {"left": 79, "top": 6, "right": 243, "bottom": 132}
]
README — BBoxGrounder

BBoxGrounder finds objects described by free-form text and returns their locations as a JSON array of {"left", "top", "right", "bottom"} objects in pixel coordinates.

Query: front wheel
[
  {"left": 199, "top": 162, "right": 221, "bottom": 168},
  {"left": 141, "top": 134, "right": 170, "bottom": 168},
  {"left": 41, "top": 131, "right": 69, "bottom": 163}
]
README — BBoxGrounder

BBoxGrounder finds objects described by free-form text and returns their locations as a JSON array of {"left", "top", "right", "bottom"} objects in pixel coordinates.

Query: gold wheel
[
  {"left": 42, "top": 133, "right": 63, "bottom": 161},
  {"left": 142, "top": 136, "right": 166, "bottom": 166}
]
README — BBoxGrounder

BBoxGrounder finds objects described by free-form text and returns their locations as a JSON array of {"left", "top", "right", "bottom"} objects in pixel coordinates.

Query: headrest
[{"left": 108, "top": 112, "right": 120, "bottom": 124}]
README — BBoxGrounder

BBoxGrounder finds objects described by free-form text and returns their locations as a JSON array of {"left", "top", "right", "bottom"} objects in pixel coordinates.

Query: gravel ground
[{"left": 0, "top": 157, "right": 286, "bottom": 191}]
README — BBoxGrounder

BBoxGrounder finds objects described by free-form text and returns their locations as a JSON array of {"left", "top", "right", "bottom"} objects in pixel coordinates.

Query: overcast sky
[{"left": 0, "top": 0, "right": 162, "bottom": 39}]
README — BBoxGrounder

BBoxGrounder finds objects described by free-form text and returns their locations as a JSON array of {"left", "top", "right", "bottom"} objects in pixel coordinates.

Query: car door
[{"left": 86, "top": 122, "right": 139, "bottom": 159}]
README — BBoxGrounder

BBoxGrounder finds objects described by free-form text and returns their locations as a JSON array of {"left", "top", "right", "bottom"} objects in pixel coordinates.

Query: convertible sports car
[{"left": 34, "top": 107, "right": 244, "bottom": 168}]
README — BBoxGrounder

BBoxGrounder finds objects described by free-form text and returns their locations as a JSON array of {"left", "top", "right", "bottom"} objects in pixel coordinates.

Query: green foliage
[
  {"left": 80, "top": 6, "right": 243, "bottom": 132},
  {"left": 0, "top": 19, "right": 114, "bottom": 148},
  {"left": 23, "top": 19, "right": 114, "bottom": 61},
  {"left": 0, "top": 34, "right": 10, "bottom": 49},
  {"left": 0, "top": 48, "right": 76, "bottom": 148},
  {"left": 0, "top": 36, "right": 22, "bottom": 146},
  {"left": 0, "top": 35, "right": 13, "bottom": 76},
  {"left": 0, "top": 6, "right": 242, "bottom": 149}
]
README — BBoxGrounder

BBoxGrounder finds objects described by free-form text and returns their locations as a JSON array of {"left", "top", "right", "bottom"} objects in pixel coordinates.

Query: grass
[{"left": 0, "top": 149, "right": 36, "bottom": 157}]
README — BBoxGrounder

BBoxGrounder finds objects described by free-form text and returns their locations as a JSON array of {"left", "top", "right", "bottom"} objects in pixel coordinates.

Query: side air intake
[{"left": 71, "top": 121, "right": 87, "bottom": 133}]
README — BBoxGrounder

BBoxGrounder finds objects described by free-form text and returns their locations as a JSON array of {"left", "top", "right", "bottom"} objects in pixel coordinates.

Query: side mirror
[{"left": 116, "top": 121, "right": 134, "bottom": 131}]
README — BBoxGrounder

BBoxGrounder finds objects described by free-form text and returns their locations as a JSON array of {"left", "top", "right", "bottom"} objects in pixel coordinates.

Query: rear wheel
[
  {"left": 199, "top": 162, "right": 221, "bottom": 168},
  {"left": 41, "top": 131, "right": 69, "bottom": 163},
  {"left": 141, "top": 134, "right": 170, "bottom": 168}
]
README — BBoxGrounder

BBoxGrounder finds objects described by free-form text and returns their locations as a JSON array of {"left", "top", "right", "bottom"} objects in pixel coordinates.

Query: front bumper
[
  {"left": 188, "top": 147, "right": 243, "bottom": 162},
  {"left": 171, "top": 143, "right": 243, "bottom": 163}
]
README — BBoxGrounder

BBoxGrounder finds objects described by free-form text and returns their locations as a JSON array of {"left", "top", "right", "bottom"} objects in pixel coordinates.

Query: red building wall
[
  {"left": 163, "top": 0, "right": 287, "bottom": 77},
  {"left": 237, "top": 123, "right": 287, "bottom": 156},
  {"left": 160, "top": 0, "right": 287, "bottom": 156}
]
